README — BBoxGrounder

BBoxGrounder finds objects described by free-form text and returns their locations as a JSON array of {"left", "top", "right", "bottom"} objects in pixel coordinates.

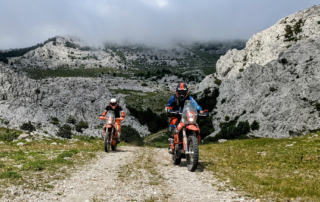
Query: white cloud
[{"left": 0, "top": 0, "right": 318, "bottom": 49}]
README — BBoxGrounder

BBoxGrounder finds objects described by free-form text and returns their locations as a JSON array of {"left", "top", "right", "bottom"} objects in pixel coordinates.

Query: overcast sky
[{"left": 0, "top": 0, "right": 319, "bottom": 49}]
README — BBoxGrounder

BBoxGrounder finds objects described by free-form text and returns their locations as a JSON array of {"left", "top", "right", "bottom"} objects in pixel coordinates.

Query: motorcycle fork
[{"left": 182, "top": 128, "right": 188, "bottom": 152}]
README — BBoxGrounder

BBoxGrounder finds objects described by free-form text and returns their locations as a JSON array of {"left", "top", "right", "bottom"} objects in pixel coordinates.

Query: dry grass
[
  {"left": 200, "top": 133, "right": 320, "bottom": 202},
  {"left": 0, "top": 134, "right": 104, "bottom": 199}
]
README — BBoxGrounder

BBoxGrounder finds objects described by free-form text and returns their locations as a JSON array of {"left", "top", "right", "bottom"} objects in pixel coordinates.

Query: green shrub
[
  {"left": 225, "top": 116, "right": 230, "bottom": 121},
  {"left": 221, "top": 98, "right": 226, "bottom": 104},
  {"left": 121, "top": 126, "right": 143, "bottom": 145},
  {"left": 0, "top": 132, "right": 19, "bottom": 142},
  {"left": 251, "top": 120, "right": 260, "bottom": 131},
  {"left": 20, "top": 121, "right": 36, "bottom": 132},
  {"left": 56, "top": 124, "right": 73, "bottom": 139},
  {"left": 49, "top": 117, "right": 60, "bottom": 125},
  {"left": 75, "top": 121, "right": 89, "bottom": 133},
  {"left": 214, "top": 79, "right": 222, "bottom": 86},
  {"left": 207, "top": 116, "right": 253, "bottom": 142},
  {"left": 269, "top": 87, "right": 277, "bottom": 92},
  {"left": 243, "top": 55, "right": 247, "bottom": 62},
  {"left": 0, "top": 57, "right": 9, "bottom": 64},
  {"left": 141, "top": 83, "right": 148, "bottom": 87},
  {"left": 280, "top": 58, "right": 288, "bottom": 64},
  {"left": 239, "top": 68, "right": 244, "bottom": 72},
  {"left": 66, "top": 115, "right": 77, "bottom": 124}
]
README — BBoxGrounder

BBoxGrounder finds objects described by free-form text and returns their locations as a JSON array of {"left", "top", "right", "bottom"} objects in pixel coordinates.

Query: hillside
[
  {"left": 196, "top": 5, "right": 320, "bottom": 138},
  {"left": 1, "top": 37, "right": 244, "bottom": 83}
]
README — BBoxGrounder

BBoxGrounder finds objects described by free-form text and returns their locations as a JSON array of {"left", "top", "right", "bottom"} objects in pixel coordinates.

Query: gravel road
[{"left": 6, "top": 146, "right": 255, "bottom": 202}]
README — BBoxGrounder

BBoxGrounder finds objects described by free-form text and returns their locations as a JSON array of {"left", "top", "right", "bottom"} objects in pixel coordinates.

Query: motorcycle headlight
[
  {"left": 188, "top": 113, "right": 194, "bottom": 122},
  {"left": 107, "top": 117, "right": 113, "bottom": 124}
]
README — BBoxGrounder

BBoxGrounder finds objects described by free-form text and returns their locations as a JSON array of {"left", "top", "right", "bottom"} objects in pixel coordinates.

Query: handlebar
[
  {"left": 98, "top": 115, "right": 124, "bottom": 121},
  {"left": 167, "top": 110, "right": 209, "bottom": 117}
]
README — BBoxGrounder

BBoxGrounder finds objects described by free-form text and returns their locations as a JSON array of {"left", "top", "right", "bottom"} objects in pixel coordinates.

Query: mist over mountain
[{"left": 0, "top": 0, "right": 317, "bottom": 49}]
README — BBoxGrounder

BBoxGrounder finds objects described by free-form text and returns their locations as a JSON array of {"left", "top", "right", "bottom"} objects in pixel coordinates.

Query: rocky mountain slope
[
  {"left": 2, "top": 36, "right": 244, "bottom": 81},
  {"left": 196, "top": 5, "right": 320, "bottom": 138},
  {"left": 0, "top": 63, "right": 150, "bottom": 136}
]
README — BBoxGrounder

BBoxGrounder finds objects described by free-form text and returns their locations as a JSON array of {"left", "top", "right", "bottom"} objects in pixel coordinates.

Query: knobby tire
[{"left": 186, "top": 135, "right": 199, "bottom": 172}]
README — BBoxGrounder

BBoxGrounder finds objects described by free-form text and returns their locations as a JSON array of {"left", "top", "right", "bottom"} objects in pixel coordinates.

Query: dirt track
[{"left": 9, "top": 146, "right": 253, "bottom": 202}]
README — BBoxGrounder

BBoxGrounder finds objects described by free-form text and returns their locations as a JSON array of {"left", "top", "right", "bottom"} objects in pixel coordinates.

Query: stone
[
  {"left": 218, "top": 139, "right": 227, "bottom": 143},
  {"left": 0, "top": 141, "right": 4, "bottom": 145},
  {"left": 18, "top": 133, "right": 30, "bottom": 140},
  {"left": 51, "top": 142, "right": 57, "bottom": 145},
  {"left": 17, "top": 142, "right": 25, "bottom": 146}
]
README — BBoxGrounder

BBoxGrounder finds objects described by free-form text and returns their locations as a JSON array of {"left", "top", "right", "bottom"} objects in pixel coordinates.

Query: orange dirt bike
[
  {"left": 99, "top": 111, "right": 124, "bottom": 152},
  {"left": 167, "top": 100, "right": 209, "bottom": 172}
]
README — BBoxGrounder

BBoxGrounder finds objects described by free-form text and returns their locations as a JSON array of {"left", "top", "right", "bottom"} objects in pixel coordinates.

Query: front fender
[
  {"left": 105, "top": 124, "right": 112, "bottom": 128},
  {"left": 186, "top": 125, "right": 199, "bottom": 131}
]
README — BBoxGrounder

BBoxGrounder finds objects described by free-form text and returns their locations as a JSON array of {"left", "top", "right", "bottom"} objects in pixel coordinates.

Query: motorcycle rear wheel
[
  {"left": 186, "top": 135, "right": 199, "bottom": 172},
  {"left": 104, "top": 132, "right": 111, "bottom": 152}
]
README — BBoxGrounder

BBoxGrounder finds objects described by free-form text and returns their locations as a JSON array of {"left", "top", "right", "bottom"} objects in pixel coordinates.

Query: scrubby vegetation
[
  {"left": 56, "top": 124, "right": 73, "bottom": 139},
  {"left": 0, "top": 37, "right": 56, "bottom": 58},
  {"left": 201, "top": 133, "right": 320, "bottom": 201},
  {"left": 49, "top": 117, "right": 60, "bottom": 125},
  {"left": 121, "top": 125, "right": 143, "bottom": 145},
  {"left": 66, "top": 115, "right": 77, "bottom": 124},
  {"left": 0, "top": 131, "right": 19, "bottom": 142},
  {"left": 20, "top": 121, "right": 36, "bottom": 132},
  {"left": 75, "top": 121, "right": 89, "bottom": 133},
  {"left": 284, "top": 19, "right": 304, "bottom": 42},
  {"left": 205, "top": 115, "right": 260, "bottom": 143},
  {"left": 127, "top": 107, "right": 167, "bottom": 133}
]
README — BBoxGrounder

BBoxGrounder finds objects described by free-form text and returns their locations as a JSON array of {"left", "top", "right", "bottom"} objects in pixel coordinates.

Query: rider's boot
[
  {"left": 116, "top": 132, "right": 121, "bottom": 143},
  {"left": 168, "top": 125, "right": 175, "bottom": 154}
]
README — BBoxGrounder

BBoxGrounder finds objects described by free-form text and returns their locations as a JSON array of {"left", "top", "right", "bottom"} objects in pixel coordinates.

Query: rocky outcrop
[
  {"left": 216, "top": 5, "right": 320, "bottom": 80},
  {"left": 196, "top": 5, "right": 320, "bottom": 138},
  {"left": 0, "top": 63, "right": 149, "bottom": 136}
]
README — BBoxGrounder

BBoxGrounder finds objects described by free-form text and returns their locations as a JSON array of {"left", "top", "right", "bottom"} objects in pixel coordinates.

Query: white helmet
[{"left": 110, "top": 98, "right": 117, "bottom": 109}]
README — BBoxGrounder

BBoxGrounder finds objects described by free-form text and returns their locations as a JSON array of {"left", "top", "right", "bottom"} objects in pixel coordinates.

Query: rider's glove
[{"left": 165, "top": 106, "right": 172, "bottom": 113}]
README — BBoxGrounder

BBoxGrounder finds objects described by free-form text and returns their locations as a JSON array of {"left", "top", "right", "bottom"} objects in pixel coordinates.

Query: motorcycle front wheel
[
  {"left": 186, "top": 135, "right": 199, "bottom": 172},
  {"left": 104, "top": 132, "right": 111, "bottom": 152}
]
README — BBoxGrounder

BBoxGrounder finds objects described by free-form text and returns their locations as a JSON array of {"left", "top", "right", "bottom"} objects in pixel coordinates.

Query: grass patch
[
  {"left": 200, "top": 133, "right": 320, "bottom": 201},
  {"left": 0, "top": 171, "right": 22, "bottom": 179},
  {"left": 0, "top": 131, "right": 104, "bottom": 199}
]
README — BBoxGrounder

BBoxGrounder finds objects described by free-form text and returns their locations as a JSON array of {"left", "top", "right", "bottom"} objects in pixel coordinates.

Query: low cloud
[{"left": 0, "top": 0, "right": 318, "bottom": 49}]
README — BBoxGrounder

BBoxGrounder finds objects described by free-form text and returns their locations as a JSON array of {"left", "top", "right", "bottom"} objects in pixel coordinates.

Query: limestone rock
[
  {"left": 18, "top": 133, "right": 30, "bottom": 140},
  {"left": 218, "top": 139, "right": 227, "bottom": 143},
  {"left": 196, "top": 5, "right": 320, "bottom": 138},
  {"left": 17, "top": 142, "right": 25, "bottom": 146}
]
